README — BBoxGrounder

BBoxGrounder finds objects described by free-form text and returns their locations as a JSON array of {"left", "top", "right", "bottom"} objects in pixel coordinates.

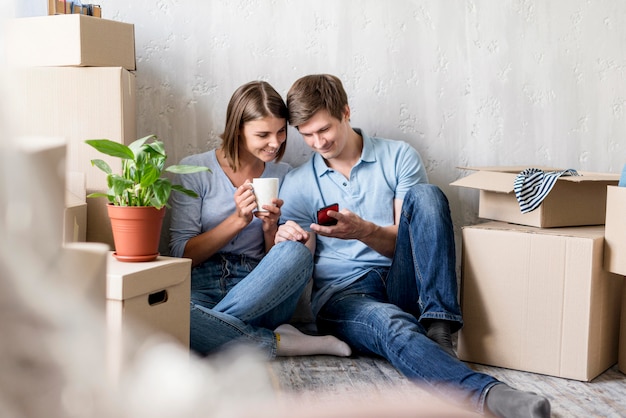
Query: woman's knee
[{"left": 270, "top": 240, "right": 314, "bottom": 276}]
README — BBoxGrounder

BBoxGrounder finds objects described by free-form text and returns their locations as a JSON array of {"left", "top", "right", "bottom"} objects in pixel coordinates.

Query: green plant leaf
[
  {"left": 166, "top": 165, "right": 211, "bottom": 174},
  {"left": 86, "top": 191, "right": 114, "bottom": 200},
  {"left": 139, "top": 163, "right": 161, "bottom": 189},
  {"left": 85, "top": 139, "right": 134, "bottom": 160},
  {"left": 87, "top": 134, "right": 211, "bottom": 207},
  {"left": 150, "top": 179, "right": 171, "bottom": 209},
  {"left": 145, "top": 141, "right": 166, "bottom": 157},
  {"left": 172, "top": 184, "right": 200, "bottom": 198},
  {"left": 128, "top": 134, "right": 156, "bottom": 157},
  {"left": 90, "top": 159, "right": 113, "bottom": 174}
]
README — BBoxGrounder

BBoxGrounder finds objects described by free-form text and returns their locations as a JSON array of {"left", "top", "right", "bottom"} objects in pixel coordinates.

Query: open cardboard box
[
  {"left": 458, "top": 221, "right": 623, "bottom": 381},
  {"left": 451, "top": 166, "right": 619, "bottom": 227}
]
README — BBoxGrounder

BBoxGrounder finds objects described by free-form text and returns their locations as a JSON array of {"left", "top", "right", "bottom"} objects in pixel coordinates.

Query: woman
[{"left": 169, "top": 81, "right": 351, "bottom": 358}]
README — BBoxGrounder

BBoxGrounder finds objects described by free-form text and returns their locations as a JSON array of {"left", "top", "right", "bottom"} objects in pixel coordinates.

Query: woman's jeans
[
  {"left": 189, "top": 240, "right": 313, "bottom": 358},
  {"left": 316, "top": 184, "right": 499, "bottom": 413}
]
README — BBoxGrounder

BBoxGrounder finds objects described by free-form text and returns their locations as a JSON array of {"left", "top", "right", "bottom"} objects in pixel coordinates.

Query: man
[{"left": 276, "top": 74, "right": 550, "bottom": 418}]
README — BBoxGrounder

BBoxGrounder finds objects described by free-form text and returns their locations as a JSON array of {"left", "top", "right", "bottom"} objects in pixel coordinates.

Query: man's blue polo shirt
[{"left": 279, "top": 129, "right": 428, "bottom": 316}]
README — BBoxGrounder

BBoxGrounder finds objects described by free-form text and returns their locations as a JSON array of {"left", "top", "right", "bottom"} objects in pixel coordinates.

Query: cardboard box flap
[
  {"left": 451, "top": 170, "right": 517, "bottom": 193},
  {"left": 65, "top": 190, "right": 86, "bottom": 207},
  {"left": 107, "top": 257, "right": 191, "bottom": 301},
  {"left": 451, "top": 166, "right": 620, "bottom": 193},
  {"left": 458, "top": 165, "right": 561, "bottom": 174},
  {"left": 465, "top": 221, "right": 606, "bottom": 240}
]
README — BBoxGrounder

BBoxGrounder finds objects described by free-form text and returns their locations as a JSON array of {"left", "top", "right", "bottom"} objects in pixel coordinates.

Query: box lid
[
  {"left": 463, "top": 221, "right": 606, "bottom": 240},
  {"left": 106, "top": 254, "right": 191, "bottom": 300},
  {"left": 451, "top": 166, "right": 620, "bottom": 193}
]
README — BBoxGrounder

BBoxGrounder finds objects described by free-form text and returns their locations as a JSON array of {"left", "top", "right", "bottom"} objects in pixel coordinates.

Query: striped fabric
[{"left": 513, "top": 168, "right": 580, "bottom": 214}]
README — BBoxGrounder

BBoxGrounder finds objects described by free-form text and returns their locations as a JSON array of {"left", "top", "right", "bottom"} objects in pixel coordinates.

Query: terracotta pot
[{"left": 107, "top": 204, "right": 165, "bottom": 262}]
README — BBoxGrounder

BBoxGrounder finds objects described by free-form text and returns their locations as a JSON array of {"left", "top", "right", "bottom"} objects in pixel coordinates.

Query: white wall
[{"left": 8, "top": 0, "right": 626, "bottom": 231}]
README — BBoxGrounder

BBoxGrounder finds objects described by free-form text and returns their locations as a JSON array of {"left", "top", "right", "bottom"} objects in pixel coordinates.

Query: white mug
[{"left": 252, "top": 177, "right": 279, "bottom": 212}]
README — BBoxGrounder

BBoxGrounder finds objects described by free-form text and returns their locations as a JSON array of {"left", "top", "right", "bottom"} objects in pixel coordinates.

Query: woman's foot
[{"left": 274, "top": 324, "right": 352, "bottom": 357}]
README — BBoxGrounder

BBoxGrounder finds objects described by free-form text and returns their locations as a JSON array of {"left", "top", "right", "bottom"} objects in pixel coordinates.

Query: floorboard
[{"left": 269, "top": 355, "right": 626, "bottom": 417}]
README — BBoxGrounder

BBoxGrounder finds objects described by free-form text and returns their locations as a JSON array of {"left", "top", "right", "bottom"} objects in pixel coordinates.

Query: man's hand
[
  {"left": 310, "top": 208, "right": 374, "bottom": 240},
  {"left": 311, "top": 207, "right": 398, "bottom": 258}
]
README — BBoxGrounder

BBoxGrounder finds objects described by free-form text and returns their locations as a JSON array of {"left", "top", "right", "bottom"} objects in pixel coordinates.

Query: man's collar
[
  {"left": 312, "top": 128, "right": 375, "bottom": 176},
  {"left": 355, "top": 128, "right": 376, "bottom": 163}
]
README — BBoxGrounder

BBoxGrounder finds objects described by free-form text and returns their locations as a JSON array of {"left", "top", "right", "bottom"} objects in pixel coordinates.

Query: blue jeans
[
  {"left": 189, "top": 240, "right": 313, "bottom": 358},
  {"left": 316, "top": 184, "right": 499, "bottom": 413}
]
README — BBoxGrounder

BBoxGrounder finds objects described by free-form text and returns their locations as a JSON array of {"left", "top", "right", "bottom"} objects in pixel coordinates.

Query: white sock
[{"left": 274, "top": 324, "right": 352, "bottom": 357}]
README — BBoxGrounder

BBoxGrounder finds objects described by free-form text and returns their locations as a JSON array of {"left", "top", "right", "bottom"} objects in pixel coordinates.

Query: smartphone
[{"left": 317, "top": 203, "right": 339, "bottom": 226}]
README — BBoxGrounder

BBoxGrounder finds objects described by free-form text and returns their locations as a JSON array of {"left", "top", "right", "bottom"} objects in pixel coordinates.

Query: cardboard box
[
  {"left": 64, "top": 191, "right": 87, "bottom": 243},
  {"left": 618, "top": 284, "right": 626, "bottom": 374},
  {"left": 604, "top": 186, "right": 626, "bottom": 275},
  {"left": 106, "top": 253, "right": 191, "bottom": 379},
  {"left": 4, "top": 14, "right": 135, "bottom": 70},
  {"left": 2, "top": 137, "right": 67, "bottom": 263},
  {"left": 6, "top": 66, "right": 136, "bottom": 248},
  {"left": 458, "top": 221, "right": 623, "bottom": 381},
  {"left": 106, "top": 253, "right": 191, "bottom": 345},
  {"left": 59, "top": 242, "right": 109, "bottom": 306},
  {"left": 451, "top": 166, "right": 619, "bottom": 227}
]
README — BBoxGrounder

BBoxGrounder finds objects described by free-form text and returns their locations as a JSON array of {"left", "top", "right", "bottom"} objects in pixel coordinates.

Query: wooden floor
[{"left": 269, "top": 354, "right": 626, "bottom": 417}]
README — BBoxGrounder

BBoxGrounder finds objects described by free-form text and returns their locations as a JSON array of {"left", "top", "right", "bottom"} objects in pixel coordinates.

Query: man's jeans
[
  {"left": 317, "top": 184, "right": 499, "bottom": 413},
  {"left": 189, "top": 240, "right": 313, "bottom": 358}
]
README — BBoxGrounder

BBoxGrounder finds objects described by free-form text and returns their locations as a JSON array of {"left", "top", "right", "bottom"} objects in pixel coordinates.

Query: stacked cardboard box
[
  {"left": 603, "top": 185, "right": 626, "bottom": 374},
  {"left": 4, "top": 14, "right": 137, "bottom": 248},
  {"left": 4, "top": 15, "right": 192, "bottom": 375},
  {"left": 452, "top": 167, "right": 623, "bottom": 381},
  {"left": 106, "top": 253, "right": 191, "bottom": 381}
]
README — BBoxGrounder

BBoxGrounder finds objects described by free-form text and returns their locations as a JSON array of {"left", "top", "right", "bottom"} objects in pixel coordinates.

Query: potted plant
[{"left": 86, "top": 134, "right": 209, "bottom": 262}]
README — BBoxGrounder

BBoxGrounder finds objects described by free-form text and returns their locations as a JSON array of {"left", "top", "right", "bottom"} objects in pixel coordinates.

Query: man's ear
[{"left": 344, "top": 105, "right": 351, "bottom": 122}]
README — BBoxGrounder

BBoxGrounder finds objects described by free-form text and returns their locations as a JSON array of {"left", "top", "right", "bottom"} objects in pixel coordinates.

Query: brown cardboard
[
  {"left": 106, "top": 253, "right": 191, "bottom": 380},
  {"left": 4, "top": 137, "right": 67, "bottom": 258},
  {"left": 4, "top": 14, "right": 135, "bottom": 70},
  {"left": 106, "top": 253, "right": 191, "bottom": 345},
  {"left": 604, "top": 186, "right": 626, "bottom": 275},
  {"left": 618, "top": 284, "right": 626, "bottom": 374},
  {"left": 451, "top": 167, "right": 619, "bottom": 227},
  {"left": 59, "top": 242, "right": 109, "bottom": 306},
  {"left": 64, "top": 191, "right": 87, "bottom": 243},
  {"left": 6, "top": 66, "right": 136, "bottom": 248},
  {"left": 458, "top": 221, "right": 623, "bottom": 381}
]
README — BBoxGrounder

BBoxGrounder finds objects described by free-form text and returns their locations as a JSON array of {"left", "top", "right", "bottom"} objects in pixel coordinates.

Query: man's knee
[{"left": 403, "top": 184, "right": 450, "bottom": 215}]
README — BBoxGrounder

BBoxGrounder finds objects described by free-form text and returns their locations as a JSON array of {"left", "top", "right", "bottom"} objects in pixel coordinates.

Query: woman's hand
[
  {"left": 255, "top": 197, "right": 283, "bottom": 233},
  {"left": 234, "top": 180, "right": 257, "bottom": 225},
  {"left": 276, "top": 220, "right": 310, "bottom": 245}
]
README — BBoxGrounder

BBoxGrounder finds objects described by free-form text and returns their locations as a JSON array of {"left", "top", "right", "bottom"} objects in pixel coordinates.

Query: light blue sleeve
[{"left": 394, "top": 141, "right": 429, "bottom": 201}]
